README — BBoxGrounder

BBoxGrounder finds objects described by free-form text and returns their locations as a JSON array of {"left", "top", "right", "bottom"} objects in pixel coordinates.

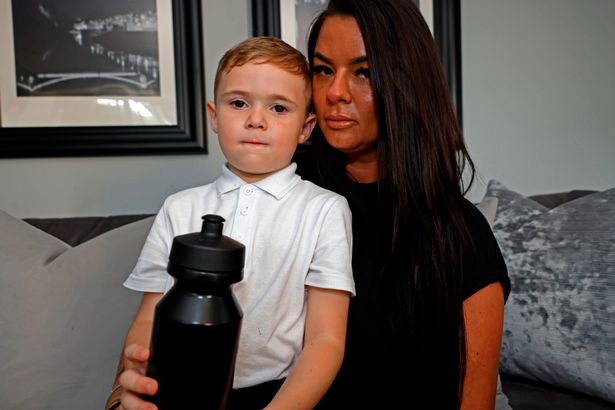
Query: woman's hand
[{"left": 117, "top": 344, "right": 158, "bottom": 410}]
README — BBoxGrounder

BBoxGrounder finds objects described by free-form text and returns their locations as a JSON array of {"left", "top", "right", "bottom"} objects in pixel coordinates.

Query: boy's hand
[{"left": 118, "top": 344, "right": 158, "bottom": 410}]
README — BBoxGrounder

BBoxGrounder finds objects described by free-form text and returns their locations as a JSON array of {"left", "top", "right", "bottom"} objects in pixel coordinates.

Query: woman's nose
[
  {"left": 327, "top": 72, "right": 352, "bottom": 104},
  {"left": 246, "top": 107, "right": 267, "bottom": 130}
]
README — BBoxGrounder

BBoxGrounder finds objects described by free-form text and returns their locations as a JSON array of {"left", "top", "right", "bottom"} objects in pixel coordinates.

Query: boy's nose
[{"left": 246, "top": 108, "right": 267, "bottom": 130}]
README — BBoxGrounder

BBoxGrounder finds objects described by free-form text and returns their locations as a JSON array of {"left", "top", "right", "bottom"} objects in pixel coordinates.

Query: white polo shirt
[{"left": 124, "top": 163, "right": 355, "bottom": 389}]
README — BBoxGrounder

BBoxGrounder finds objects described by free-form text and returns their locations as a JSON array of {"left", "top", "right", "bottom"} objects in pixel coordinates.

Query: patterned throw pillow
[{"left": 485, "top": 180, "right": 615, "bottom": 403}]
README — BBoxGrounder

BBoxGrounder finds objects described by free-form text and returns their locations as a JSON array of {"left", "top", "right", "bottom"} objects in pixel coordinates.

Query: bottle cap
[{"left": 167, "top": 214, "right": 244, "bottom": 285}]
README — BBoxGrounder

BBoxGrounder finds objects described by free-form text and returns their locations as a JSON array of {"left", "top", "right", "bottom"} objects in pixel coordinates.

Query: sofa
[{"left": 0, "top": 180, "right": 613, "bottom": 409}]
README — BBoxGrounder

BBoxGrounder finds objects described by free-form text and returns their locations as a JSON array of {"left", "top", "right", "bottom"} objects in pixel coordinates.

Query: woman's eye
[
  {"left": 356, "top": 67, "right": 370, "bottom": 79},
  {"left": 230, "top": 100, "right": 247, "bottom": 109},
  {"left": 272, "top": 104, "right": 287, "bottom": 113},
  {"left": 312, "top": 64, "right": 333, "bottom": 76}
]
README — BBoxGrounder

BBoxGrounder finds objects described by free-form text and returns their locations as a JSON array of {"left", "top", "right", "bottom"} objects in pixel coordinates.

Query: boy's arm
[{"left": 265, "top": 286, "right": 350, "bottom": 410}]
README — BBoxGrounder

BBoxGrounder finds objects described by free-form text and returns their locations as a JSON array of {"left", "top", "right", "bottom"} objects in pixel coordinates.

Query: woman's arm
[
  {"left": 105, "top": 291, "right": 162, "bottom": 410},
  {"left": 461, "top": 282, "right": 505, "bottom": 410},
  {"left": 265, "top": 286, "right": 350, "bottom": 410}
]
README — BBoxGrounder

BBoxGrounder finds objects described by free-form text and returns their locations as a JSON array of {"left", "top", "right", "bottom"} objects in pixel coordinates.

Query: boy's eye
[
  {"left": 272, "top": 104, "right": 287, "bottom": 113},
  {"left": 230, "top": 100, "right": 247, "bottom": 109},
  {"left": 312, "top": 64, "right": 333, "bottom": 76}
]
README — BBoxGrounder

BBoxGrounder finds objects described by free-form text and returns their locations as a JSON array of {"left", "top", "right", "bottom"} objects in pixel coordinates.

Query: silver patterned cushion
[{"left": 485, "top": 180, "right": 615, "bottom": 403}]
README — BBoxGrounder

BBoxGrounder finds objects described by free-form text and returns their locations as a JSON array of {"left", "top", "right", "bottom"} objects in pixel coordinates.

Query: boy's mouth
[{"left": 241, "top": 139, "right": 268, "bottom": 147}]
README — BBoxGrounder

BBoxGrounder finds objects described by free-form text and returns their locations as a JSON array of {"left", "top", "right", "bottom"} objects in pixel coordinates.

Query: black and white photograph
[
  {"left": 0, "top": 0, "right": 178, "bottom": 128},
  {"left": 12, "top": 0, "right": 160, "bottom": 97},
  {"left": 0, "top": 0, "right": 207, "bottom": 157}
]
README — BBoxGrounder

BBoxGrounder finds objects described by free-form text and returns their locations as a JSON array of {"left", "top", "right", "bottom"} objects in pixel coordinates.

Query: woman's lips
[{"left": 324, "top": 115, "right": 355, "bottom": 130}]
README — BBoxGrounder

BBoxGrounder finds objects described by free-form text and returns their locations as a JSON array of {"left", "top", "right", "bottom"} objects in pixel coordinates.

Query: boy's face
[{"left": 207, "top": 62, "right": 316, "bottom": 183}]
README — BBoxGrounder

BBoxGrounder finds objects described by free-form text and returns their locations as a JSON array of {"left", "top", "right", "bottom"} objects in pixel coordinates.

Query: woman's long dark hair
[{"left": 307, "top": 0, "right": 476, "bottom": 407}]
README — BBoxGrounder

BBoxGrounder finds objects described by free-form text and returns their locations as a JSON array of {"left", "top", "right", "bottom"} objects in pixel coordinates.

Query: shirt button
[
  {"left": 244, "top": 187, "right": 253, "bottom": 195},
  {"left": 240, "top": 205, "right": 249, "bottom": 216}
]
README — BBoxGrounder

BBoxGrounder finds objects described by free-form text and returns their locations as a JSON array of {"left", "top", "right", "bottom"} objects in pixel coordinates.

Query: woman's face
[{"left": 312, "top": 15, "right": 379, "bottom": 165}]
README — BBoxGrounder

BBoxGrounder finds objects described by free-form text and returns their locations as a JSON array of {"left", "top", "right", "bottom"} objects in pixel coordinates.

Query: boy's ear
[
  {"left": 299, "top": 113, "right": 317, "bottom": 144},
  {"left": 206, "top": 100, "right": 218, "bottom": 133}
]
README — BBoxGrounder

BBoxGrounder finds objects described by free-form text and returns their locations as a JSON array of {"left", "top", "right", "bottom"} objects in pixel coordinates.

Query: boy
[{"left": 106, "top": 37, "right": 354, "bottom": 410}]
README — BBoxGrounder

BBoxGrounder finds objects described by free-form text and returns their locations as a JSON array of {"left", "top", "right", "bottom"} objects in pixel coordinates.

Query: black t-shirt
[{"left": 312, "top": 177, "right": 510, "bottom": 408}]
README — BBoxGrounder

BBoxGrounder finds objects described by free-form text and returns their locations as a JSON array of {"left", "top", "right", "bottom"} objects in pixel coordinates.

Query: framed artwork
[
  {"left": 252, "top": 0, "right": 463, "bottom": 125},
  {"left": 0, "top": 0, "right": 207, "bottom": 158}
]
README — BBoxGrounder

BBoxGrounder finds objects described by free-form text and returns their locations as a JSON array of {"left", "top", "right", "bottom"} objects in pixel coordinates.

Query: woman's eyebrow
[
  {"left": 351, "top": 56, "right": 368, "bottom": 64},
  {"left": 314, "top": 52, "right": 368, "bottom": 65},
  {"left": 314, "top": 52, "right": 332, "bottom": 64}
]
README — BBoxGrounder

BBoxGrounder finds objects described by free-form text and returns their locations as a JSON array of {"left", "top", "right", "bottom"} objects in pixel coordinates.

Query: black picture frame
[
  {"left": 0, "top": 0, "right": 207, "bottom": 158},
  {"left": 252, "top": 0, "right": 462, "bottom": 126},
  {"left": 432, "top": 0, "right": 463, "bottom": 126}
]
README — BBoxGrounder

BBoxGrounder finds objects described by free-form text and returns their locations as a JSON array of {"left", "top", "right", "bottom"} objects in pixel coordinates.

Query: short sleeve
[
  {"left": 461, "top": 200, "right": 511, "bottom": 302},
  {"left": 123, "top": 202, "right": 173, "bottom": 293},
  {"left": 305, "top": 196, "right": 356, "bottom": 296}
]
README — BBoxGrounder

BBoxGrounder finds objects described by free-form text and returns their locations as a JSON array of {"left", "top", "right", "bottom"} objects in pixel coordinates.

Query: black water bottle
[{"left": 147, "top": 214, "right": 244, "bottom": 409}]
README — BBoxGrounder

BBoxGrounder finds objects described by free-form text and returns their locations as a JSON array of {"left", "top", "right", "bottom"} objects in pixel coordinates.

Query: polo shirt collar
[{"left": 216, "top": 163, "right": 300, "bottom": 200}]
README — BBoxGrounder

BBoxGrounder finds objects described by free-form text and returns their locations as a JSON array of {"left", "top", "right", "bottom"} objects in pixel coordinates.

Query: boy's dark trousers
[{"left": 227, "top": 378, "right": 285, "bottom": 409}]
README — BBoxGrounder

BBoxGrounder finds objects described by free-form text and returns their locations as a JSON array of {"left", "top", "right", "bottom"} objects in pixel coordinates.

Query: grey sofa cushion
[
  {"left": 0, "top": 210, "right": 154, "bottom": 409},
  {"left": 485, "top": 180, "right": 615, "bottom": 404}
]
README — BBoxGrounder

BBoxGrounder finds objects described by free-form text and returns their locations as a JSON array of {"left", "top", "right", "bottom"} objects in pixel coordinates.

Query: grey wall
[
  {"left": 0, "top": 0, "right": 250, "bottom": 218},
  {"left": 462, "top": 0, "right": 615, "bottom": 201},
  {"left": 1, "top": 0, "right": 613, "bottom": 217}
]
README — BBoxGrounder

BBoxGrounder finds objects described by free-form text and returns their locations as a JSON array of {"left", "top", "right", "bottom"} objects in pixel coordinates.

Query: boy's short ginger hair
[{"left": 213, "top": 36, "right": 310, "bottom": 99}]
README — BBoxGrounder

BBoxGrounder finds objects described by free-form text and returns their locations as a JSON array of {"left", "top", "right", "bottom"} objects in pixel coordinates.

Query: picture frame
[
  {"left": 0, "top": 0, "right": 207, "bottom": 158},
  {"left": 252, "top": 0, "right": 462, "bottom": 126}
]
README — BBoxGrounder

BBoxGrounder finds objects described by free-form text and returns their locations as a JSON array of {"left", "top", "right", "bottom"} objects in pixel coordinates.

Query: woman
[{"left": 294, "top": 0, "right": 510, "bottom": 408}]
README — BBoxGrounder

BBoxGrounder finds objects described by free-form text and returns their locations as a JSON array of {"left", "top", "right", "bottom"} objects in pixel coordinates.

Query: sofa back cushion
[{"left": 0, "top": 210, "right": 154, "bottom": 408}]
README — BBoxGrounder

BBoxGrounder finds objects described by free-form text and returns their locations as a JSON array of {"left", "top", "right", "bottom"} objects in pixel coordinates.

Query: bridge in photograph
[{"left": 17, "top": 72, "right": 155, "bottom": 93}]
